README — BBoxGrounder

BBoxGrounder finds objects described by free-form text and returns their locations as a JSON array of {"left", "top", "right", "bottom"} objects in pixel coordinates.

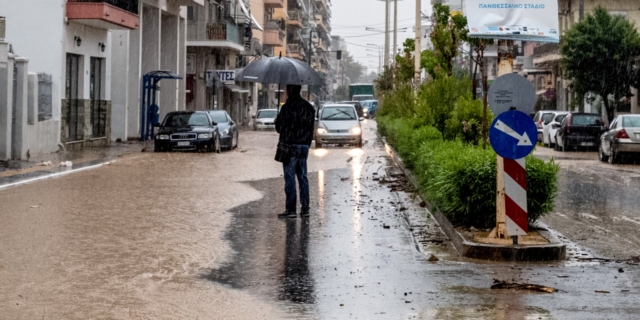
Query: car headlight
[
  {"left": 363, "top": 108, "right": 369, "bottom": 112},
  {"left": 222, "top": 129, "right": 229, "bottom": 135},
  {"left": 198, "top": 133, "right": 213, "bottom": 139},
  {"left": 317, "top": 128, "right": 327, "bottom": 134},
  {"left": 157, "top": 135, "right": 170, "bottom": 140},
  {"left": 350, "top": 127, "right": 362, "bottom": 135},
  {"left": 256, "top": 121, "right": 263, "bottom": 125}
]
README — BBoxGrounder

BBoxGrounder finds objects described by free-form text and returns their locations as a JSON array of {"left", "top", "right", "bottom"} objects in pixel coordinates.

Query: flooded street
[{"left": 0, "top": 121, "right": 638, "bottom": 319}]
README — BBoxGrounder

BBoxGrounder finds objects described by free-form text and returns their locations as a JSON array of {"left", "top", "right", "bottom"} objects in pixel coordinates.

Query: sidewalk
[{"left": 0, "top": 141, "right": 152, "bottom": 188}]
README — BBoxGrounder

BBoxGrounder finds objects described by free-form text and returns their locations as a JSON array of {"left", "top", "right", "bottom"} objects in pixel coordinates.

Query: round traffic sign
[
  {"left": 489, "top": 110, "right": 538, "bottom": 159},
  {"left": 488, "top": 73, "right": 536, "bottom": 115}
]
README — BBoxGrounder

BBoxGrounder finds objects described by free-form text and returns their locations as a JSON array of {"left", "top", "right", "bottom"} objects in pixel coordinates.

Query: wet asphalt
[{"left": 0, "top": 122, "right": 638, "bottom": 319}]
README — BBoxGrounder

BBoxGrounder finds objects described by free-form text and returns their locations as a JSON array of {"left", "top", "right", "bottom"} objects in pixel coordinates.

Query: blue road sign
[{"left": 489, "top": 110, "right": 538, "bottom": 159}]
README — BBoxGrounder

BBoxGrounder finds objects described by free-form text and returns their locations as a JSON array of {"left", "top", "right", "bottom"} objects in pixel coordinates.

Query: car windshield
[
  {"left": 257, "top": 110, "right": 277, "bottom": 119},
  {"left": 571, "top": 115, "right": 602, "bottom": 126},
  {"left": 208, "top": 111, "right": 228, "bottom": 124},
  {"left": 163, "top": 113, "right": 209, "bottom": 127},
  {"left": 555, "top": 114, "right": 567, "bottom": 122},
  {"left": 622, "top": 116, "right": 640, "bottom": 127},
  {"left": 542, "top": 113, "right": 555, "bottom": 123},
  {"left": 321, "top": 107, "right": 356, "bottom": 120}
]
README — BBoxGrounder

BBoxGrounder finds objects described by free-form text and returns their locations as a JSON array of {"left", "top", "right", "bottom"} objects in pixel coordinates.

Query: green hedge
[{"left": 378, "top": 116, "right": 559, "bottom": 228}]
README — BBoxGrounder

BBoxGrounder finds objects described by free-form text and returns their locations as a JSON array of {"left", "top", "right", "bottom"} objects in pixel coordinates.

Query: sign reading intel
[{"left": 466, "top": 0, "right": 559, "bottom": 43}]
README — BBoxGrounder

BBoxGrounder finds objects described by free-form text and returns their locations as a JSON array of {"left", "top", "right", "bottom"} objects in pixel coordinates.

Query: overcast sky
[{"left": 330, "top": 0, "right": 431, "bottom": 74}]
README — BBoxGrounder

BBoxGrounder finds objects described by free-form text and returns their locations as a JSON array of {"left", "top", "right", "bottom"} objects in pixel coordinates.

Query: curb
[
  {"left": 378, "top": 133, "right": 566, "bottom": 262},
  {"left": 0, "top": 160, "right": 116, "bottom": 191}
]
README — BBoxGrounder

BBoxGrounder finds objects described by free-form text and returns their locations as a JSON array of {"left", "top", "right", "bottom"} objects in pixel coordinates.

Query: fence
[{"left": 38, "top": 73, "right": 52, "bottom": 121}]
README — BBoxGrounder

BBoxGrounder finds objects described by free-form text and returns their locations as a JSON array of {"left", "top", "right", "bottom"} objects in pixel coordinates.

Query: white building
[{"left": 0, "top": 0, "right": 202, "bottom": 158}]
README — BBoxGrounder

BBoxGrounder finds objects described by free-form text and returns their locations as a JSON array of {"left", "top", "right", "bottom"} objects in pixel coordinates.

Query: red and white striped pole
[{"left": 492, "top": 156, "right": 528, "bottom": 243}]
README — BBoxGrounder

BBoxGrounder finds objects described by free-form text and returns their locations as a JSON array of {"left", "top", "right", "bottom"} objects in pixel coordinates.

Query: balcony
[
  {"left": 264, "top": 0, "right": 284, "bottom": 8},
  {"left": 314, "top": 0, "right": 330, "bottom": 13},
  {"left": 287, "top": 10, "right": 303, "bottom": 28},
  {"left": 533, "top": 43, "right": 561, "bottom": 66},
  {"left": 264, "top": 29, "right": 285, "bottom": 46},
  {"left": 187, "top": 21, "right": 243, "bottom": 51},
  {"left": 315, "top": 14, "right": 329, "bottom": 33},
  {"left": 288, "top": 43, "right": 306, "bottom": 60},
  {"left": 66, "top": 0, "right": 139, "bottom": 30}
]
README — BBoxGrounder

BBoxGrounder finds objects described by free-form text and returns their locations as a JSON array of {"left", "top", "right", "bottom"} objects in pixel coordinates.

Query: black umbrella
[
  {"left": 238, "top": 54, "right": 324, "bottom": 86},
  {"left": 237, "top": 54, "right": 324, "bottom": 110}
]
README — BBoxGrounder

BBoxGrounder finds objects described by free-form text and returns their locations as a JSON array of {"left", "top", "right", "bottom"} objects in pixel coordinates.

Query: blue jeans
[{"left": 283, "top": 145, "right": 310, "bottom": 212}]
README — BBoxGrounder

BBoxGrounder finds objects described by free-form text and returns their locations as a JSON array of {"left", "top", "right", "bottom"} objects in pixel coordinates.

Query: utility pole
[
  {"left": 384, "top": 0, "right": 390, "bottom": 69},
  {"left": 414, "top": 0, "right": 421, "bottom": 86},
  {"left": 393, "top": 0, "right": 398, "bottom": 59}
]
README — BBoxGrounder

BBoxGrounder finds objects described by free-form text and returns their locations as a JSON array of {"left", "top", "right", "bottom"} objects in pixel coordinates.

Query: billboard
[{"left": 466, "top": 0, "right": 560, "bottom": 43}]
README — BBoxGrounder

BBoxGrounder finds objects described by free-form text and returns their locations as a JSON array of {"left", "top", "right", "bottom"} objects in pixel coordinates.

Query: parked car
[
  {"left": 599, "top": 114, "right": 640, "bottom": 163},
  {"left": 154, "top": 111, "right": 220, "bottom": 152},
  {"left": 339, "top": 101, "right": 364, "bottom": 118},
  {"left": 554, "top": 113, "right": 607, "bottom": 151},
  {"left": 206, "top": 110, "right": 239, "bottom": 150},
  {"left": 360, "top": 100, "right": 379, "bottom": 119},
  {"left": 542, "top": 111, "right": 570, "bottom": 147},
  {"left": 533, "top": 110, "right": 558, "bottom": 142},
  {"left": 315, "top": 104, "right": 364, "bottom": 148},
  {"left": 253, "top": 109, "right": 277, "bottom": 131}
]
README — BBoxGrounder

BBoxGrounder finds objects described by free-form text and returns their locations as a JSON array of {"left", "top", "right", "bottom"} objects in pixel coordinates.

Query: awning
[
  {"left": 225, "top": 83, "right": 250, "bottom": 94},
  {"left": 238, "top": 0, "right": 263, "bottom": 31}
]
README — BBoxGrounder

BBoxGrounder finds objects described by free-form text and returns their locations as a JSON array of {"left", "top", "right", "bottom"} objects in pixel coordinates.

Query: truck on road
[{"left": 349, "top": 83, "right": 375, "bottom": 101}]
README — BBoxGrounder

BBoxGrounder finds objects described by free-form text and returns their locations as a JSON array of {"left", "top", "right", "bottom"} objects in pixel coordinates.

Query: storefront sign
[{"left": 466, "top": 0, "right": 560, "bottom": 43}]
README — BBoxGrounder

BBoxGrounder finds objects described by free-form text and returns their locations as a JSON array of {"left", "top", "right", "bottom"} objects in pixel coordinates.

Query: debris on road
[
  {"left": 595, "top": 290, "right": 610, "bottom": 294},
  {"left": 491, "top": 279, "right": 556, "bottom": 293},
  {"left": 59, "top": 161, "right": 73, "bottom": 167},
  {"left": 37, "top": 161, "right": 53, "bottom": 166}
]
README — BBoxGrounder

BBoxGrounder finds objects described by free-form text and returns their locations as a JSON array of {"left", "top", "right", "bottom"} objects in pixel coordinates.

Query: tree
[
  {"left": 335, "top": 85, "right": 349, "bottom": 101},
  {"left": 430, "top": 4, "right": 468, "bottom": 76},
  {"left": 561, "top": 6, "right": 640, "bottom": 122},
  {"left": 394, "top": 38, "right": 417, "bottom": 84},
  {"left": 342, "top": 51, "right": 365, "bottom": 84}
]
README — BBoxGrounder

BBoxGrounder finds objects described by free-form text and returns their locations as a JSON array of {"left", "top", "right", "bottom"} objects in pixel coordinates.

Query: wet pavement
[
  {"left": 0, "top": 122, "right": 638, "bottom": 319},
  {"left": 534, "top": 146, "right": 640, "bottom": 259}
]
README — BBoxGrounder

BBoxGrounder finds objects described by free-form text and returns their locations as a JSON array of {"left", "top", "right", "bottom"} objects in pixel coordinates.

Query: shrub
[
  {"left": 387, "top": 121, "right": 559, "bottom": 228},
  {"left": 445, "top": 96, "right": 492, "bottom": 145}
]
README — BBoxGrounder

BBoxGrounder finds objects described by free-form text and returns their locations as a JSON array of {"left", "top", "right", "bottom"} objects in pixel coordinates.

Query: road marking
[{"left": 0, "top": 161, "right": 115, "bottom": 191}]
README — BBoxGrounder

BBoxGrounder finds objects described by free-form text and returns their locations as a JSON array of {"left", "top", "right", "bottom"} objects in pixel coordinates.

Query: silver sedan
[{"left": 599, "top": 114, "right": 640, "bottom": 164}]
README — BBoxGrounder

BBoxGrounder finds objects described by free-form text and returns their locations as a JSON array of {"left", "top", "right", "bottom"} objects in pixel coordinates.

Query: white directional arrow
[{"left": 494, "top": 120, "right": 533, "bottom": 146}]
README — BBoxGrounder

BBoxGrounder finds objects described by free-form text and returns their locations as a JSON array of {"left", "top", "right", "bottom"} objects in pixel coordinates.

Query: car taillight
[
  {"left": 537, "top": 119, "right": 543, "bottom": 129},
  {"left": 617, "top": 129, "right": 629, "bottom": 139}
]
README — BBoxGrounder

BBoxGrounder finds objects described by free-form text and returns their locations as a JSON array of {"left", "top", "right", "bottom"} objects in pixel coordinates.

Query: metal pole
[
  {"left": 384, "top": 0, "right": 390, "bottom": 69},
  {"left": 393, "top": 0, "right": 398, "bottom": 59},
  {"left": 414, "top": 0, "right": 421, "bottom": 86}
]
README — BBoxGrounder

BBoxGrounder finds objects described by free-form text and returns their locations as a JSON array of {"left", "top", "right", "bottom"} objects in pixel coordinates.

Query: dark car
[
  {"left": 554, "top": 113, "right": 607, "bottom": 151},
  {"left": 154, "top": 111, "right": 221, "bottom": 152},
  {"left": 206, "top": 110, "right": 239, "bottom": 150},
  {"left": 339, "top": 101, "right": 364, "bottom": 118}
]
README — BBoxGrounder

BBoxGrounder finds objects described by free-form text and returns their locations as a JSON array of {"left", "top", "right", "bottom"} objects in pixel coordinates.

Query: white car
[
  {"left": 533, "top": 110, "right": 558, "bottom": 142},
  {"left": 253, "top": 109, "right": 277, "bottom": 131},
  {"left": 315, "top": 104, "right": 364, "bottom": 148},
  {"left": 542, "top": 111, "right": 570, "bottom": 147}
]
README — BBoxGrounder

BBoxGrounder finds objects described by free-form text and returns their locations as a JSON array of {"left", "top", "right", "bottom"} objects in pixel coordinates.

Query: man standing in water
[{"left": 275, "top": 85, "right": 316, "bottom": 218}]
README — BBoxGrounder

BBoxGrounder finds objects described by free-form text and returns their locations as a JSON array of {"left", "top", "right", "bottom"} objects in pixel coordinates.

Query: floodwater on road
[{"left": 0, "top": 121, "right": 638, "bottom": 319}]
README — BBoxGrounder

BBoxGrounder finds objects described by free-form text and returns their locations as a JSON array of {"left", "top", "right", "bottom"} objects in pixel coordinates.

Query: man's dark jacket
[{"left": 275, "top": 95, "right": 316, "bottom": 146}]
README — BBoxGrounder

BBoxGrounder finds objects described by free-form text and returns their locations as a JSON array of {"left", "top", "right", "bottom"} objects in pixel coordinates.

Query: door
[
  {"left": 90, "top": 57, "right": 106, "bottom": 137},
  {"left": 66, "top": 54, "right": 82, "bottom": 142}
]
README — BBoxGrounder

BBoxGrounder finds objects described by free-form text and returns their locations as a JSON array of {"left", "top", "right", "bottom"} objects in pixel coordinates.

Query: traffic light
[{"left": 336, "top": 50, "right": 342, "bottom": 60}]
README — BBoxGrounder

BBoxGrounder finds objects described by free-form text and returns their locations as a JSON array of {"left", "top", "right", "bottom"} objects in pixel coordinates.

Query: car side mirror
[
  {"left": 153, "top": 123, "right": 160, "bottom": 128},
  {"left": 359, "top": 117, "right": 365, "bottom": 121},
  {"left": 551, "top": 123, "right": 560, "bottom": 129}
]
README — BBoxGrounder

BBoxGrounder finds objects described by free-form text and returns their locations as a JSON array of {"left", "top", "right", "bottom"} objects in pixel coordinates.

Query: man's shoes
[
  {"left": 300, "top": 209, "right": 310, "bottom": 218},
  {"left": 277, "top": 210, "right": 297, "bottom": 219}
]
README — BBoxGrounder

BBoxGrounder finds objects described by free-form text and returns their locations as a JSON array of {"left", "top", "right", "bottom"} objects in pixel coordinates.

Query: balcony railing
[
  {"left": 264, "top": 29, "right": 285, "bottom": 46},
  {"left": 68, "top": 0, "right": 138, "bottom": 14},
  {"left": 206, "top": 22, "right": 241, "bottom": 43},
  {"left": 264, "top": 0, "right": 284, "bottom": 8},
  {"left": 533, "top": 43, "right": 559, "bottom": 56}
]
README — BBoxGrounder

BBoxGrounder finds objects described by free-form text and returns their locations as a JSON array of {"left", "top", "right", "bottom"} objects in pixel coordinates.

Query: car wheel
[
  {"left": 547, "top": 134, "right": 554, "bottom": 148},
  {"left": 154, "top": 143, "right": 162, "bottom": 152},
  {"left": 315, "top": 141, "right": 322, "bottom": 148},
  {"left": 562, "top": 138, "right": 568, "bottom": 152},
  {"left": 598, "top": 146, "right": 609, "bottom": 162}
]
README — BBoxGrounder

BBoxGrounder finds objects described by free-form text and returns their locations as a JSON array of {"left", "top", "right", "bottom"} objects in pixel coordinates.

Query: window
[
  {"left": 187, "top": 6, "right": 195, "bottom": 22},
  {"left": 622, "top": 116, "right": 640, "bottom": 128},
  {"left": 321, "top": 107, "right": 356, "bottom": 120},
  {"left": 37, "top": 73, "right": 52, "bottom": 121}
]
